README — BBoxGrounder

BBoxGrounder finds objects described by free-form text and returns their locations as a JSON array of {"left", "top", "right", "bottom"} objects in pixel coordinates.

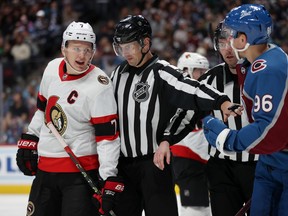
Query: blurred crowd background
[{"left": 1, "top": 0, "right": 288, "bottom": 144}]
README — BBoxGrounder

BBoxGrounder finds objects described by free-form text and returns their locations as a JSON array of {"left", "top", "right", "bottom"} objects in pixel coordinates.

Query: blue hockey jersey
[{"left": 205, "top": 44, "right": 288, "bottom": 169}]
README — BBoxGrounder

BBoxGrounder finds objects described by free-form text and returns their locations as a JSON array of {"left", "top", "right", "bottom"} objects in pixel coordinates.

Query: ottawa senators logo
[
  {"left": 27, "top": 201, "right": 35, "bottom": 216},
  {"left": 133, "top": 81, "right": 150, "bottom": 103},
  {"left": 98, "top": 75, "right": 109, "bottom": 85},
  {"left": 45, "top": 96, "right": 68, "bottom": 135}
]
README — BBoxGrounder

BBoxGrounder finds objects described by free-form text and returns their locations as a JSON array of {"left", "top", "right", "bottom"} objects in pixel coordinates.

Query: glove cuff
[
  {"left": 104, "top": 176, "right": 124, "bottom": 192},
  {"left": 216, "top": 129, "right": 234, "bottom": 156},
  {"left": 17, "top": 134, "right": 39, "bottom": 150}
]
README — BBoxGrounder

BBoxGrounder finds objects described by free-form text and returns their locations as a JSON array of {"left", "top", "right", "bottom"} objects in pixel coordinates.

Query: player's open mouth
[{"left": 76, "top": 61, "right": 85, "bottom": 65}]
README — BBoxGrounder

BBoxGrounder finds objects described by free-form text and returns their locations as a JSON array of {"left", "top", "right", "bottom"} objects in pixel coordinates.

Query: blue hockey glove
[
  {"left": 203, "top": 115, "right": 236, "bottom": 155},
  {"left": 203, "top": 115, "right": 237, "bottom": 156},
  {"left": 202, "top": 115, "right": 228, "bottom": 148}
]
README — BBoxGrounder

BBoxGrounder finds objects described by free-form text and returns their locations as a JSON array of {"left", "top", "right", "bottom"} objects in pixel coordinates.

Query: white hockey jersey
[
  {"left": 170, "top": 128, "right": 210, "bottom": 163},
  {"left": 28, "top": 58, "right": 120, "bottom": 180}
]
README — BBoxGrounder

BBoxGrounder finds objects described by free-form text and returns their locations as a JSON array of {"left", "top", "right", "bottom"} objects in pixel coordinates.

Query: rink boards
[
  {"left": 0, "top": 145, "right": 180, "bottom": 194},
  {"left": 0, "top": 145, "right": 33, "bottom": 194}
]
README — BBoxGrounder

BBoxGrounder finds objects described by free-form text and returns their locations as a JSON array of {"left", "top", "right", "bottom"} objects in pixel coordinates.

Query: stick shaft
[
  {"left": 235, "top": 199, "right": 251, "bottom": 216},
  {"left": 47, "top": 122, "right": 116, "bottom": 216}
]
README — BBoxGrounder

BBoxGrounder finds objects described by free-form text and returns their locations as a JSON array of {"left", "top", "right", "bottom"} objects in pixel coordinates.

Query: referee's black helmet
[{"left": 113, "top": 15, "right": 152, "bottom": 45}]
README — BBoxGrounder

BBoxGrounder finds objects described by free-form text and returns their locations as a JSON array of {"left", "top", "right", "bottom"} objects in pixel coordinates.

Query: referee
[
  {"left": 110, "top": 15, "right": 237, "bottom": 216},
  {"left": 163, "top": 21, "right": 258, "bottom": 216}
]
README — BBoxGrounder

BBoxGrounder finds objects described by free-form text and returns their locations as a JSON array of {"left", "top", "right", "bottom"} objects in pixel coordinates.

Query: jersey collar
[{"left": 59, "top": 59, "right": 95, "bottom": 81}]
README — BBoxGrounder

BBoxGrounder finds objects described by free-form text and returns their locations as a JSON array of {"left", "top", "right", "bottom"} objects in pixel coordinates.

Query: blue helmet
[{"left": 224, "top": 4, "right": 272, "bottom": 45}]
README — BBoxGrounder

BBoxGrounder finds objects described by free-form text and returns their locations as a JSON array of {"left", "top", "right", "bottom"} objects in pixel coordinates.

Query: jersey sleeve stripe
[
  {"left": 37, "top": 93, "right": 47, "bottom": 111},
  {"left": 91, "top": 114, "right": 119, "bottom": 142}
]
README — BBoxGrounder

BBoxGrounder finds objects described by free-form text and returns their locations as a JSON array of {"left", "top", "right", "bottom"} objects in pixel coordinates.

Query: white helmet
[
  {"left": 177, "top": 52, "right": 209, "bottom": 77},
  {"left": 62, "top": 21, "right": 96, "bottom": 50}
]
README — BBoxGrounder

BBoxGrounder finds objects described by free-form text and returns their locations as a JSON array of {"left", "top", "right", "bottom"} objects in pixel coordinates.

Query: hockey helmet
[
  {"left": 223, "top": 4, "right": 272, "bottom": 45},
  {"left": 177, "top": 52, "right": 209, "bottom": 77},
  {"left": 213, "top": 21, "right": 227, "bottom": 51},
  {"left": 62, "top": 21, "right": 96, "bottom": 50},
  {"left": 113, "top": 15, "right": 152, "bottom": 45}
]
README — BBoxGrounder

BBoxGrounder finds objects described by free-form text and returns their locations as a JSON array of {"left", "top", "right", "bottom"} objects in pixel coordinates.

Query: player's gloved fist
[
  {"left": 16, "top": 134, "right": 39, "bottom": 176},
  {"left": 202, "top": 115, "right": 228, "bottom": 148},
  {"left": 93, "top": 176, "right": 124, "bottom": 215},
  {"left": 92, "top": 193, "right": 104, "bottom": 215}
]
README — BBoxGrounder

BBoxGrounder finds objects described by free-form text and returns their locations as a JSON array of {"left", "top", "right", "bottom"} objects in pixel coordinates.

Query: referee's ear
[{"left": 142, "top": 37, "right": 151, "bottom": 52}]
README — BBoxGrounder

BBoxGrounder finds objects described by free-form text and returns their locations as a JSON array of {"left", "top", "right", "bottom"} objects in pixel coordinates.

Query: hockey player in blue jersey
[{"left": 202, "top": 4, "right": 288, "bottom": 216}]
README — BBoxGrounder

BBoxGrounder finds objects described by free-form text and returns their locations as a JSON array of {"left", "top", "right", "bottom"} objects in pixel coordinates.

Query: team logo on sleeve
[
  {"left": 98, "top": 75, "right": 109, "bottom": 85},
  {"left": 26, "top": 201, "right": 35, "bottom": 216},
  {"left": 251, "top": 59, "right": 267, "bottom": 73},
  {"left": 133, "top": 81, "right": 150, "bottom": 103}
]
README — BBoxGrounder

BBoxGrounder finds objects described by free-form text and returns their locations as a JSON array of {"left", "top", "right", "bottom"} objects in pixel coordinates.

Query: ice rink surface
[
  {"left": 0, "top": 194, "right": 28, "bottom": 216},
  {"left": 0, "top": 194, "right": 181, "bottom": 216}
]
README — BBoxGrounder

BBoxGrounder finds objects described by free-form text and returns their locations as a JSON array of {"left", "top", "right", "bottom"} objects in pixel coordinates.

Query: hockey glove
[
  {"left": 93, "top": 176, "right": 124, "bottom": 215},
  {"left": 16, "top": 134, "right": 39, "bottom": 176},
  {"left": 203, "top": 115, "right": 236, "bottom": 155},
  {"left": 202, "top": 115, "right": 228, "bottom": 148}
]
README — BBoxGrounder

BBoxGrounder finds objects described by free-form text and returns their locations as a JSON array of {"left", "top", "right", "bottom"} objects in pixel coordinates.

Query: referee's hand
[
  {"left": 153, "top": 141, "right": 171, "bottom": 170},
  {"left": 221, "top": 101, "right": 243, "bottom": 122}
]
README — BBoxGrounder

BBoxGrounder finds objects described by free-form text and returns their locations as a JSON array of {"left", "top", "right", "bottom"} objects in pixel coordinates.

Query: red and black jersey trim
[
  {"left": 91, "top": 114, "right": 119, "bottom": 142},
  {"left": 37, "top": 92, "right": 47, "bottom": 112}
]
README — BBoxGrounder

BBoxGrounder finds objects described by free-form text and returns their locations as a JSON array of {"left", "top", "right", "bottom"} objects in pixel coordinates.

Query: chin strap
[
  {"left": 136, "top": 45, "right": 150, "bottom": 66},
  {"left": 230, "top": 38, "right": 250, "bottom": 60}
]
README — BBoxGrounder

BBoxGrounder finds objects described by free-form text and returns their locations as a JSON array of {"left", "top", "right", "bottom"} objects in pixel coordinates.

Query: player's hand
[
  {"left": 92, "top": 193, "right": 104, "bottom": 215},
  {"left": 16, "top": 133, "right": 39, "bottom": 176},
  {"left": 93, "top": 176, "right": 124, "bottom": 215},
  {"left": 153, "top": 140, "right": 171, "bottom": 170},
  {"left": 221, "top": 101, "right": 243, "bottom": 122}
]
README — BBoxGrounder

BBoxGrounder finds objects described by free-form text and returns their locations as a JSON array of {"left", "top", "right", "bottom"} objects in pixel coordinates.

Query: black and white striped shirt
[
  {"left": 111, "top": 54, "right": 230, "bottom": 158},
  {"left": 165, "top": 62, "right": 259, "bottom": 162}
]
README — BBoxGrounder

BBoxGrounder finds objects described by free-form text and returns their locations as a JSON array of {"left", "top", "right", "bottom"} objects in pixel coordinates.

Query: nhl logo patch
[
  {"left": 133, "top": 81, "right": 150, "bottom": 103},
  {"left": 98, "top": 75, "right": 109, "bottom": 85},
  {"left": 27, "top": 201, "right": 35, "bottom": 216}
]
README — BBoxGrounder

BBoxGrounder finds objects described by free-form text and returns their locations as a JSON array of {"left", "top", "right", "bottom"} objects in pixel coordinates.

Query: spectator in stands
[
  {"left": 2, "top": 90, "right": 29, "bottom": 144},
  {"left": 10, "top": 32, "right": 31, "bottom": 80},
  {"left": 1, "top": 0, "right": 288, "bottom": 146}
]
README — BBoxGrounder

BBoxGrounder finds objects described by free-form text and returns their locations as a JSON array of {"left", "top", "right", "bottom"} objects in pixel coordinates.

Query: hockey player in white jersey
[
  {"left": 168, "top": 52, "right": 212, "bottom": 216},
  {"left": 16, "top": 21, "right": 123, "bottom": 216}
]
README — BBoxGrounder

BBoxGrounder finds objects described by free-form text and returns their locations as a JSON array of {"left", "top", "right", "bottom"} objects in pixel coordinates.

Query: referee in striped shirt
[
  {"left": 163, "top": 21, "right": 258, "bottom": 216},
  {"left": 110, "top": 15, "right": 238, "bottom": 216}
]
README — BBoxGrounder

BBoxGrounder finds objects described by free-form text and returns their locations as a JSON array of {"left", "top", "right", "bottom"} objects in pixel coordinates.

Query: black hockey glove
[
  {"left": 93, "top": 176, "right": 124, "bottom": 215},
  {"left": 16, "top": 133, "right": 39, "bottom": 176}
]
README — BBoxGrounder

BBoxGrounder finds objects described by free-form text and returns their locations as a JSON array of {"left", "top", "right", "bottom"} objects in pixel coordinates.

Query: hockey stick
[
  {"left": 235, "top": 198, "right": 251, "bottom": 216},
  {"left": 47, "top": 122, "right": 116, "bottom": 216}
]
